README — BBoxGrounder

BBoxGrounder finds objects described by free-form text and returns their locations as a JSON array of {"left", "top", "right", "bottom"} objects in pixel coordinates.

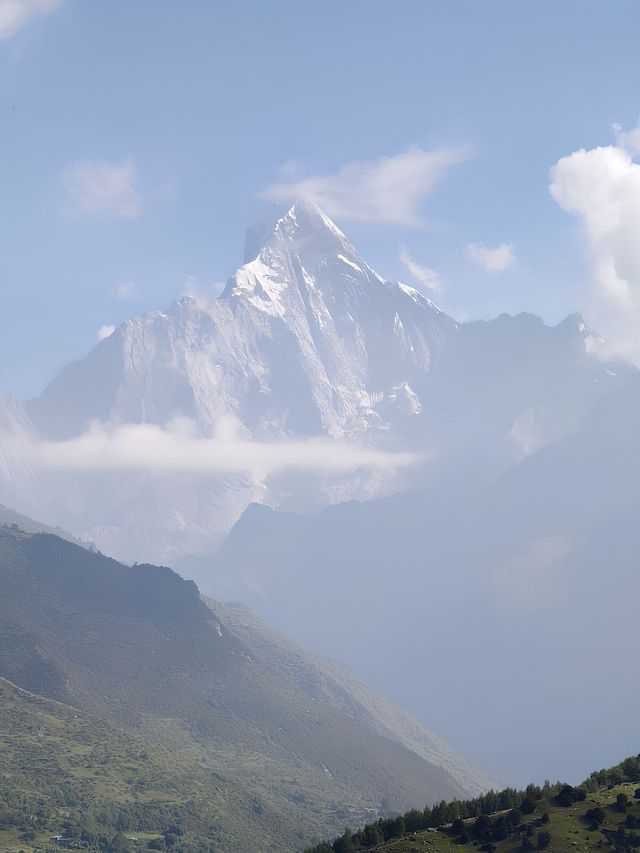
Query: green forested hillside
[
  {"left": 303, "top": 756, "right": 640, "bottom": 853},
  {"left": 0, "top": 676, "right": 232, "bottom": 853},
  {"left": 0, "top": 526, "right": 472, "bottom": 853}
]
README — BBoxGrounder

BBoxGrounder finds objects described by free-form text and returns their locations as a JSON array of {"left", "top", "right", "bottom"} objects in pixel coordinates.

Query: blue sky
[{"left": 2, "top": 0, "right": 640, "bottom": 397}]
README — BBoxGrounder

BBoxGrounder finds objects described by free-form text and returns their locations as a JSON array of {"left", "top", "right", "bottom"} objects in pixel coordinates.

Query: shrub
[
  {"left": 537, "top": 830, "right": 552, "bottom": 849},
  {"left": 585, "top": 806, "right": 606, "bottom": 827}
]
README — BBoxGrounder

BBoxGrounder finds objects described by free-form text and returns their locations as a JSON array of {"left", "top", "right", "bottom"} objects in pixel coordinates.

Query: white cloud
[
  {"left": 14, "top": 417, "right": 418, "bottom": 477},
  {"left": 62, "top": 157, "right": 142, "bottom": 220},
  {"left": 97, "top": 324, "right": 115, "bottom": 341},
  {"left": 0, "top": 0, "right": 61, "bottom": 40},
  {"left": 466, "top": 241, "right": 515, "bottom": 273},
  {"left": 549, "top": 126, "right": 640, "bottom": 361},
  {"left": 261, "top": 145, "right": 472, "bottom": 227},
  {"left": 399, "top": 248, "right": 443, "bottom": 293},
  {"left": 110, "top": 280, "right": 137, "bottom": 300},
  {"left": 614, "top": 119, "right": 640, "bottom": 156}
]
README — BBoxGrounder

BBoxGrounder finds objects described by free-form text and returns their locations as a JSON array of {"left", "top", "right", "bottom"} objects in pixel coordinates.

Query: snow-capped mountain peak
[
  {"left": 222, "top": 199, "right": 385, "bottom": 312},
  {"left": 19, "top": 204, "right": 457, "bottom": 559}
]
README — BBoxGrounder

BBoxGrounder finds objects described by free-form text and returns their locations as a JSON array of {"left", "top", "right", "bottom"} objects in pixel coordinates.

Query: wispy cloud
[
  {"left": 182, "top": 275, "right": 226, "bottom": 304},
  {"left": 399, "top": 248, "right": 443, "bottom": 293},
  {"left": 549, "top": 121, "right": 640, "bottom": 362},
  {"left": 466, "top": 241, "right": 515, "bottom": 273},
  {"left": 0, "top": 0, "right": 61, "bottom": 40},
  {"left": 261, "top": 145, "right": 472, "bottom": 227},
  {"left": 491, "top": 535, "right": 575, "bottom": 614},
  {"left": 97, "top": 324, "right": 115, "bottom": 342},
  {"left": 62, "top": 157, "right": 142, "bottom": 220},
  {"left": 110, "top": 280, "right": 137, "bottom": 300},
  {"left": 614, "top": 119, "right": 640, "bottom": 156},
  {"left": 13, "top": 417, "right": 418, "bottom": 477}
]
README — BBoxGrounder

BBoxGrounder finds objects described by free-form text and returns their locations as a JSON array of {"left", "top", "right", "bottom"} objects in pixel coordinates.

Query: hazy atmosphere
[{"left": 1, "top": 4, "right": 640, "bottom": 853}]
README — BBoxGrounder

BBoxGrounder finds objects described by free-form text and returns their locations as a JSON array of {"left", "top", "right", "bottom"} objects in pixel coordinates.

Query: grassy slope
[
  {"left": 0, "top": 676, "right": 308, "bottom": 853},
  {"left": 213, "top": 600, "right": 490, "bottom": 797},
  {"left": 0, "top": 526, "right": 468, "bottom": 852},
  {"left": 345, "top": 784, "right": 640, "bottom": 853}
]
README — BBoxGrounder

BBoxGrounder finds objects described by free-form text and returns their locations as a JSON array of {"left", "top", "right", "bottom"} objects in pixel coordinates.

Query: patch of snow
[{"left": 337, "top": 254, "right": 362, "bottom": 273}]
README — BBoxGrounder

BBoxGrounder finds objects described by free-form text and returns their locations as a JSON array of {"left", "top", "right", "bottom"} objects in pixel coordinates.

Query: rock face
[
  {"left": 27, "top": 201, "right": 454, "bottom": 443},
  {"left": 0, "top": 394, "right": 47, "bottom": 524},
  {"left": 14, "top": 202, "right": 457, "bottom": 561},
  {"left": 1, "top": 201, "right": 632, "bottom": 563}
]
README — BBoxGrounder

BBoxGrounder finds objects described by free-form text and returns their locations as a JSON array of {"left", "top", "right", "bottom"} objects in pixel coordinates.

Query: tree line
[{"left": 301, "top": 753, "right": 640, "bottom": 853}]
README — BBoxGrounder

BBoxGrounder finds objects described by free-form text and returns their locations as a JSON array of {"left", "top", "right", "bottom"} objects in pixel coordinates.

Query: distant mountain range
[
  {"left": 0, "top": 522, "right": 486, "bottom": 853},
  {"left": 0, "top": 202, "right": 631, "bottom": 563},
  {"left": 1, "top": 202, "right": 638, "bottom": 790},
  {"left": 210, "top": 371, "right": 640, "bottom": 784}
]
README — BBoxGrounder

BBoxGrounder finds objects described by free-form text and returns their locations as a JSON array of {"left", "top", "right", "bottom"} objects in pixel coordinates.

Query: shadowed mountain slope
[
  {"left": 208, "top": 373, "right": 640, "bottom": 785},
  {"left": 0, "top": 524, "right": 484, "bottom": 852}
]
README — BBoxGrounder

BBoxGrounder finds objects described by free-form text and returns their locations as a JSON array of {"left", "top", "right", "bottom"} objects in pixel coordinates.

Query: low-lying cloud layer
[
  {"left": 262, "top": 145, "right": 472, "bottom": 227},
  {"left": 10, "top": 418, "right": 418, "bottom": 477}
]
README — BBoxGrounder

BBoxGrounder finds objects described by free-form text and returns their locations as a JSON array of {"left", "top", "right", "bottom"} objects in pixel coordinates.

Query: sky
[{"left": 2, "top": 0, "right": 640, "bottom": 398}]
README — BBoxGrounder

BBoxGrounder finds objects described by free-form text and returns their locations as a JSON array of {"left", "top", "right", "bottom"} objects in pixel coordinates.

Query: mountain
[
  {"left": 0, "top": 676, "right": 271, "bottom": 853},
  {"left": 210, "top": 600, "right": 490, "bottom": 797},
  {"left": 27, "top": 201, "right": 454, "bottom": 444},
  {"left": 0, "top": 394, "right": 48, "bottom": 525},
  {"left": 209, "top": 371, "right": 640, "bottom": 786},
  {"left": 10, "top": 202, "right": 629, "bottom": 565},
  {"left": 0, "top": 501, "right": 89, "bottom": 546},
  {"left": 0, "top": 523, "right": 485, "bottom": 853},
  {"left": 2, "top": 201, "right": 635, "bottom": 789},
  {"left": 19, "top": 201, "right": 456, "bottom": 562}
]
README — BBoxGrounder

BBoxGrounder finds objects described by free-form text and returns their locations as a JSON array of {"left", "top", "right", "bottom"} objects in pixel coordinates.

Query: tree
[
  {"left": 507, "top": 809, "right": 522, "bottom": 829},
  {"left": 107, "top": 835, "right": 132, "bottom": 853},
  {"left": 362, "top": 824, "right": 383, "bottom": 846},
  {"left": 451, "top": 819, "right": 466, "bottom": 836},
  {"left": 474, "top": 814, "right": 492, "bottom": 836},
  {"left": 585, "top": 806, "right": 606, "bottom": 828},
  {"left": 616, "top": 793, "right": 629, "bottom": 812},
  {"left": 556, "top": 784, "right": 581, "bottom": 807},
  {"left": 332, "top": 828, "right": 353, "bottom": 853},
  {"left": 537, "top": 830, "right": 552, "bottom": 849}
]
